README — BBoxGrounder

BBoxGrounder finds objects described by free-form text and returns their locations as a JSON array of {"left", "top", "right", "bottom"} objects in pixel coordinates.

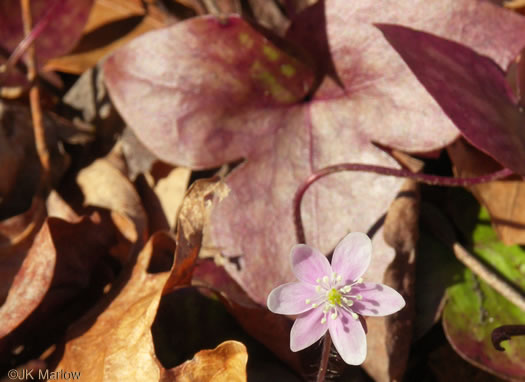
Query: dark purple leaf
[{"left": 377, "top": 23, "right": 525, "bottom": 175}]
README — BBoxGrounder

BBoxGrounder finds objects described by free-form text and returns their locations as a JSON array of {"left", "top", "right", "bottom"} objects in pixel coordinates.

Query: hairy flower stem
[
  {"left": 293, "top": 163, "right": 513, "bottom": 244},
  {"left": 492, "top": 325, "right": 525, "bottom": 351},
  {"left": 317, "top": 333, "right": 332, "bottom": 382}
]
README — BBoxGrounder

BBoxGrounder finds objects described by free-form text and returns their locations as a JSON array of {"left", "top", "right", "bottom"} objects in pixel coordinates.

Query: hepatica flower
[{"left": 267, "top": 232, "right": 406, "bottom": 365}]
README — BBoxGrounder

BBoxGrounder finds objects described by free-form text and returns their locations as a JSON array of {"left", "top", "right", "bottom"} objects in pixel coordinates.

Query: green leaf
[{"left": 443, "top": 207, "right": 525, "bottom": 380}]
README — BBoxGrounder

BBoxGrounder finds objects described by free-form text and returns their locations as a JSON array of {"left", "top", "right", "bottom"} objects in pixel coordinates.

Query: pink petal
[
  {"left": 291, "top": 244, "right": 331, "bottom": 284},
  {"left": 328, "top": 309, "right": 367, "bottom": 365},
  {"left": 290, "top": 308, "right": 328, "bottom": 352},
  {"left": 351, "top": 282, "right": 406, "bottom": 316},
  {"left": 331, "top": 232, "right": 372, "bottom": 283},
  {"left": 267, "top": 282, "right": 316, "bottom": 315}
]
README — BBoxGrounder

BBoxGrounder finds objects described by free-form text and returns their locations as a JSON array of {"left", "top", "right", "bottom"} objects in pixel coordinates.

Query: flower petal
[
  {"left": 267, "top": 282, "right": 316, "bottom": 315},
  {"left": 291, "top": 244, "right": 331, "bottom": 284},
  {"left": 328, "top": 309, "right": 367, "bottom": 365},
  {"left": 351, "top": 282, "right": 406, "bottom": 316},
  {"left": 290, "top": 308, "right": 328, "bottom": 352},
  {"left": 331, "top": 232, "right": 372, "bottom": 283}
]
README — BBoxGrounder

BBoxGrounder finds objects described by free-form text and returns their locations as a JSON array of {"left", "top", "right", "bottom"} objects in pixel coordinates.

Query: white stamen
[
  {"left": 305, "top": 299, "right": 311, "bottom": 304},
  {"left": 321, "top": 316, "right": 327, "bottom": 324},
  {"left": 322, "top": 275, "right": 329, "bottom": 284},
  {"left": 331, "top": 311, "right": 338, "bottom": 320},
  {"left": 350, "top": 312, "right": 358, "bottom": 320}
]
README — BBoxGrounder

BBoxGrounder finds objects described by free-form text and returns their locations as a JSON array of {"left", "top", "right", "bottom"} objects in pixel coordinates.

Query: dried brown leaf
[
  {"left": 76, "top": 157, "right": 148, "bottom": 262},
  {"left": 448, "top": 139, "right": 525, "bottom": 245},
  {"left": 163, "top": 177, "right": 225, "bottom": 293},
  {"left": 164, "top": 340, "right": 247, "bottom": 382},
  {"left": 46, "top": 0, "right": 166, "bottom": 74},
  {"left": 54, "top": 232, "right": 177, "bottom": 381},
  {"left": 154, "top": 168, "right": 191, "bottom": 231},
  {"left": 245, "top": 0, "right": 289, "bottom": 35},
  {"left": 138, "top": 164, "right": 191, "bottom": 233},
  {"left": 0, "top": 213, "right": 113, "bottom": 339}
]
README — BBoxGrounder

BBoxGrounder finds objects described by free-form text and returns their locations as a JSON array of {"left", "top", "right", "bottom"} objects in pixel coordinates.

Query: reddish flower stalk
[{"left": 293, "top": 163, "right": 513, "bottom": 244}]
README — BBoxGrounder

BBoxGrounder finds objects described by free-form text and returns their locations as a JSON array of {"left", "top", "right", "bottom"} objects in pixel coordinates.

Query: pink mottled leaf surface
[
  {"left": 0, "top": 0, "right": 94, "bottom": 85},
  {"left": 104, "top": 16, "right": 315, "bottom": 168},
  {"left": 377, "top": 23, "right": 525, "bottom": 175},
  {"left": 104, "top": 0, "right": 525, "bottom": 319}
]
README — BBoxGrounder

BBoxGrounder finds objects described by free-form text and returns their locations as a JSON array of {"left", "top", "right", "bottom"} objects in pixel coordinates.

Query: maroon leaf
[
  {"left": 377, "top": 23, "right": 525, "bottom": 176},
  {"left": 105, "top": 16, "right": 315, "bottom": 169},
  {"left": 104, "top": 3, "right": 525, "bottom": 375},
  {"left": 0, "top": 0, "right": 94, "bottom": 85}
]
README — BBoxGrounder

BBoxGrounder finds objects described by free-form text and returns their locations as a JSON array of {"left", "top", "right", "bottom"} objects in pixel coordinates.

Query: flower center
[
  {"left": 304, "top": 272, "right": 363, "bottom": 324},
  {"left": 327, "top": 288, "right": 342, "bottom": 306}
]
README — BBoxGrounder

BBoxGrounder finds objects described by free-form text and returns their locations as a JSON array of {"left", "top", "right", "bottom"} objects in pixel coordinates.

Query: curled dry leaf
[
  {"left": 165, "top": 340, "right": 247, "bottom": 382},
  {"left": 0, "top": 213, "right": 113, "bottom": 340},
  {"left": 76, "top": 157, "right": 148, "bottom": 262},
  {"left": 0, "top": 198, "right": 46, "bottom": 322},
  {"left": 121, "top": 127, "right": 159, "bottom": 181},
  {"left": 244, "top": 0, "right": 290, "bottom": 36},
  {"left": 363, "top": 177, "right": 420, "bottom": 381},
  {"left": 46, "top": 190, "right": 80, "bottom": 222},
  {"left": 54, "top": 232, "right": 177, "bottom": 381},
  {"left": 448, "top": 139, "right": 525, "bottom": 245},
  {"left": 138, "top": 165, "right": 191, "bottom": 233},
  {"left": 46, "top": 0, "right": 167, "bottom": 74},
  {"left": 163, "top": 177, "right": 227, "bottom": 294}
]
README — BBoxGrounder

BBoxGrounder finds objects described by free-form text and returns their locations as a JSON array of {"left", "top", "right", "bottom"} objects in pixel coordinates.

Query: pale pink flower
[{"left": 267, "top": 232, "right": 406, "bottom": 365}]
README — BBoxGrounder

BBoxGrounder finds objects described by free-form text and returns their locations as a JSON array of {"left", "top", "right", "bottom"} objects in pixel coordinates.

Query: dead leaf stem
[{"left": 21, "top": 0, "right": 51, "bottom": 191}]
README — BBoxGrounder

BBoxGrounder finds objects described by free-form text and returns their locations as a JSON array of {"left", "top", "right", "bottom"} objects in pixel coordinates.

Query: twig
[
  {"left": 293, "top": 163, "right": 512, "bottom": 243},
  {"left": 453, "top": 243, "right": 525, "bottom": 312},
  {"left": 21, "top": 0, "right": 51, "bottom": 191},
  {"left": 316, "top": 333, "right": 332, "bottom": 382}
]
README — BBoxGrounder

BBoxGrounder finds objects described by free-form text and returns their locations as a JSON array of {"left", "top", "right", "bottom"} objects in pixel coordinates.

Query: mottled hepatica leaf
[
  {"left": 104, "top": 16, "right": 315, "bottom": 169},
  {"left": 104, "top": 1, "right": 525, "bottom": 311},
  {"left": 378, "top": 23, "right": 525, "bottom": 176},
  {"left": 443, "top": 209, "right": 525, "bottom": 380}
]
